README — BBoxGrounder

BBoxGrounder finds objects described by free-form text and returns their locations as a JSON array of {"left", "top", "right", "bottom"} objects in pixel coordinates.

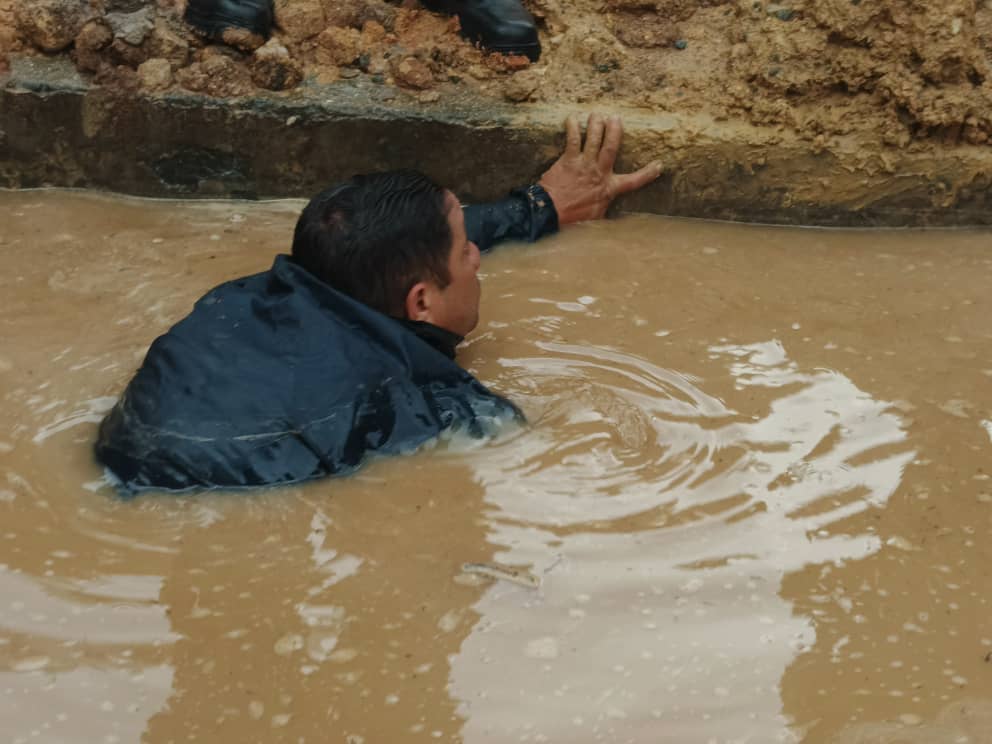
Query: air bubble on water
[
  {"left": 13, "top": 656, "right": 49, "bottom": 672},
  {"left": 437, "top": 610, "right": 461, "bottom": 633},
  {"left": 525, "top": 637, "right": 559, "bottom": 660},
  {"left": 981, "top": 420, "right": 992, "bottom": 443},
  {"left": 681, "top": 578, "right": 703, "bottom": 594},
  {"left": 274, "top": 634, "right": 304, "bottom": 656}
]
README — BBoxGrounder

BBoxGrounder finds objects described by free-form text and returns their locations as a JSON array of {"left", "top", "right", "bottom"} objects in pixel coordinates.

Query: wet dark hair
[{"left": 291, "top": 170, "right": 453, "bottom": 317}]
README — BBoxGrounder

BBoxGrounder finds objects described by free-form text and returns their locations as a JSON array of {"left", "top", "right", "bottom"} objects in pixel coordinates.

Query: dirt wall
[{"left": 2, "top": 0, "right": 991, "bottom": 224}]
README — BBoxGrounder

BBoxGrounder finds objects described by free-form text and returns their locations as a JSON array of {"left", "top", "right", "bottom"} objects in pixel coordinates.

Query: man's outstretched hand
[{"left": 538, "top": 113, "right": 662, "bottom": 226}]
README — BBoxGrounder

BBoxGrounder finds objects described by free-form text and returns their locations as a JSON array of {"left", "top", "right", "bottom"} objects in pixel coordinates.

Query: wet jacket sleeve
[{"left": 463, "top": 183, "right": 559, "bottom": 253}]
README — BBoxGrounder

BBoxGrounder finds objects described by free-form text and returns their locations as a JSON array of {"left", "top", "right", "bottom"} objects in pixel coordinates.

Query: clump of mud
[
  {"left": 2, "top": 0, "right": 992, "bottom": 148},
  {"left": 726, "top": 0, "right": 992, "bottom": 145}
]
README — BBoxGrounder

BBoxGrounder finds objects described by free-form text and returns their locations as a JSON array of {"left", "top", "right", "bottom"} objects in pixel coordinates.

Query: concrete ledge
[{"left": 2, "top": 56, "right": 991, "bottom": 226}]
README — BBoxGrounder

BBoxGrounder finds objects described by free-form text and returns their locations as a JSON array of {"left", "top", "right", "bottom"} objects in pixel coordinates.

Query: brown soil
[{"left": 4, "top": 0, "right": 992, "bottom": 148}]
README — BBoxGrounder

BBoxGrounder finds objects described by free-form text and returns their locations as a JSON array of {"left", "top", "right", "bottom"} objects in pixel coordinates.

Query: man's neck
[{"left": 397, "top": 318, "right": 463, "bottom": 359}]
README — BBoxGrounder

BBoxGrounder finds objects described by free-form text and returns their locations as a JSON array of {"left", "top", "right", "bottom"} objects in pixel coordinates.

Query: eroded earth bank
[{"left": 2, "top": 0, "right": 992, "bottom": 223}]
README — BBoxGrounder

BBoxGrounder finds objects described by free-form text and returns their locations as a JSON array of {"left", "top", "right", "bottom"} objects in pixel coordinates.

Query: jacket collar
[{"left": 397, "top": 319, "right": 463, "bottom": 359}]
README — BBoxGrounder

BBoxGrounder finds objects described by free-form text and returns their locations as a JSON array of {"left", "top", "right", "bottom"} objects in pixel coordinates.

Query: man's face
[{"left": 426, "top": 191, "right": 482, "bottom": 337}]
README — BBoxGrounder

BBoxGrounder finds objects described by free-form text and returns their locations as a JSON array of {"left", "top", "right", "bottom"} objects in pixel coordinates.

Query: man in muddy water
[{"left": 95, "top": 113, "right": 663, "bottom": 494}]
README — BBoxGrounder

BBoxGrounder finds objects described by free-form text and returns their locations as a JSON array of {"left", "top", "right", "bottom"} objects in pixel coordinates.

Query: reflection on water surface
[{"left": 1, "top": 192, "right": 990, "bottom": 743}]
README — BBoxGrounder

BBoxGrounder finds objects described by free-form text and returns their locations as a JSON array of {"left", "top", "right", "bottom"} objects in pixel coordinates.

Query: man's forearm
[{"left": 463, "top": 183, "right": 559, "bottom": 252}]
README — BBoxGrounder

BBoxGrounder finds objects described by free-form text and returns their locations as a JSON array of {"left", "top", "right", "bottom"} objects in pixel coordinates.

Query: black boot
[
  {"left": 420, "top": 0, "right": 541, "bottom": 61},
  {"left": 184, "top": 0, "right": 274, "bottom": 40}
]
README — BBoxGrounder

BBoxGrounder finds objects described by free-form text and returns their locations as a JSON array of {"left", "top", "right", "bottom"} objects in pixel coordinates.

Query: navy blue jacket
[{"left": 95, "top": 186, "right": 558, "bottom": 494}]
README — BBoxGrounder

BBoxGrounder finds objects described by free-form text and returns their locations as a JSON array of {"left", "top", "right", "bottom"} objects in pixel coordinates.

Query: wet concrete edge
[{"left": 2, "top": 56, "right": 991, "bottom": 226}]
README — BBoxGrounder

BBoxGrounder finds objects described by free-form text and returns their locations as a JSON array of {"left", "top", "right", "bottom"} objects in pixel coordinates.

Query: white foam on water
[{"left": 32, "top": 396, "right": 117, "bottom": 444}]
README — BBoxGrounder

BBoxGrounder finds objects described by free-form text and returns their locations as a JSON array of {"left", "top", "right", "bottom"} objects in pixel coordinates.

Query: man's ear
[{"left": 404, "top": 280, "right": 433, "bottom": 323}]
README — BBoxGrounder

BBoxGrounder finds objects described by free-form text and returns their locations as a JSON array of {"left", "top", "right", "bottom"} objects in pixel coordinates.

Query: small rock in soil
[
  {"left": 467, "top": 63, "right": 494, "bottom": 80},
  {"left": 766, "top": 4, "right": 795, "bottom": 22},
  {"left": 570, "top": 29, "right": 624, "bottom": 67},
  {"left": 674, "top": 39, "right": 688, "bottom": 50},
  {"left": 417, "top": 90, "right": 440, "bottom": 103},
  {"left": 108, "top": 38, "right": 148, "bottom": 69},
  {"left": 137, "top": 57, "right": 172, "bottom": 91},
  {"left": 249, "top": 38, "right": 302, "bottom": 91},
  {"left": 502, "top": 54, "right": 531, "bottom": 71},
  {"left": 148, "top": 19, "right": 192, "bottom": 68},
  {"left": 274, "top": 0, "right": 325, "bottom": 42},
  {"left": 324, "top": 0, "right": 396, "bottom": 31},
  {"left": 93, "top": 62, "right": 140, "bottom": 94},
  {"left": 316, "top": 26, "right": 361, "bottom": 66},
  {"left": 219, "top": 27, "right": 266, "bottom": 52},
  {"left": 323, "top": 0, "right": 364, "bottom": 27},
  {"left": 74, "top": 20, "right": 113, "bottom": 73},
  {"left": 14, "top": 0, "right": 87, "bottom": 52},
  {"left": 360, "top": 20, "right": 386, "bottom": 46},
  {"left": 177, "top": 50, "right": 253, "bottom": 97},
  {"left": 504, "top": 70, "right": 540, "bottom": 102},
  {"left": 0, "top": 23, "right": 20, "bottom": 60},
  {"left": 106, "top": 7, "right": 155, "bottom": 46},
  {"left": 393, "top": 56, "right": 433, "bottom": 90},
  {"left": 613, "top": 12, "right": 679, "bottom": 48}
]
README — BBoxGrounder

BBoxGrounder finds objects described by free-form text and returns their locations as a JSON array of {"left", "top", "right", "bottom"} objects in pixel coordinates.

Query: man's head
[{"left": 291, "top": 170, "right": 482, "bottom": 337}]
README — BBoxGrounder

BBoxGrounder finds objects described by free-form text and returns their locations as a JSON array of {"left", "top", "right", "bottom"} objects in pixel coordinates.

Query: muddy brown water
[{"left": 1, "top": 190, "right": 991, "bottom": 744}]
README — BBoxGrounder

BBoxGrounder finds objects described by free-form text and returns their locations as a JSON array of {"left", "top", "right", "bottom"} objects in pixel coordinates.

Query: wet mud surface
[{"left": 1, "top": 190, "right": 992, "bottom": 742}]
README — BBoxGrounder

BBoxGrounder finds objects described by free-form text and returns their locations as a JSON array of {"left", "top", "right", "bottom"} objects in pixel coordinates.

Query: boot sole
[
  {"left": 484, "top": 41, "right": 541, "bottom": 61},
  {"left": 419, "top": 0, "right": 541, "bottom": 61}
]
